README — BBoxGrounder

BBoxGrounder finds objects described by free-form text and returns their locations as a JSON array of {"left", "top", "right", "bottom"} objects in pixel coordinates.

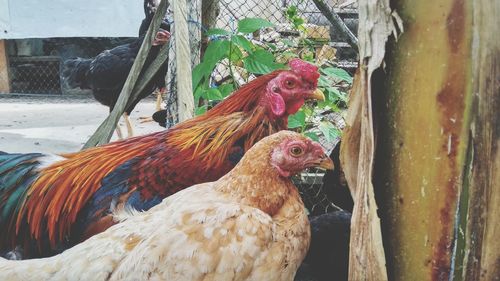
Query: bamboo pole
[
  {"left": 173, "top": 0, "right": 194, "bottom": 122},
  {"left": 82, "top": 0, "right": 170, "bottom": 149},
  {"left": 373, "top": 0, "right": 474, "bottom": 279}
]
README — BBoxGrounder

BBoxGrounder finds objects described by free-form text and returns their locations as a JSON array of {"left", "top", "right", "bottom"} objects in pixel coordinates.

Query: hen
[
  {"left": 61, "top": 9, "right": 170, "bottom": 138},
  {"left": 0, "top": 59, "right": 324, "bottom": 259},
  {"left": 0, "top": 131, "right": 334, "bottom": 281}
]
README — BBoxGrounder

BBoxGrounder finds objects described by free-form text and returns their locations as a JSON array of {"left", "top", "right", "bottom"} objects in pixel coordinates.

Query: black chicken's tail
[{"left": 61, "top": 58, "right": 92, "bottom": 89}]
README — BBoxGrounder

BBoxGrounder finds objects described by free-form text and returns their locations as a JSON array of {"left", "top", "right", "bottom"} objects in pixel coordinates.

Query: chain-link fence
[
  {"left": 1, "top": 37, "right": 137, "bottom": 95},
  {"left": 160, "top": 0, "right": 357, "bottom": 214}
]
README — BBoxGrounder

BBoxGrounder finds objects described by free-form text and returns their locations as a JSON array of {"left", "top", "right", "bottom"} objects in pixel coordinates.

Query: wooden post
[
  {"left": 0, "top": 40, "right": 10, "bottom": 93},
  {"left": 173, "top": 0, "right": 194, "bottom": 122}
]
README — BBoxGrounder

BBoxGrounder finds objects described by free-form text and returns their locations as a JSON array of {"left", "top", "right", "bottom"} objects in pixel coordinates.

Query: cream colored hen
[{"left": 0, "top": 131, "right": 333, "bottom": 281}]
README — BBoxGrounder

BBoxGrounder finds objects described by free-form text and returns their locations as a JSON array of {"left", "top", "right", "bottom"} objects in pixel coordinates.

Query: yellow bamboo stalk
[{"left": 373, "top": 0, "right": 473, "bottom": 279}]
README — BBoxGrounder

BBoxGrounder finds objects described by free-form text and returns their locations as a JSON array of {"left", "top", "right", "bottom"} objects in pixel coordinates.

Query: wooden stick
[
  {"left": 126, "top": 43, "right": 170, "bottom": 109},
  {"left": 82, "top": 0, "right": 170, "bottom": 149}
]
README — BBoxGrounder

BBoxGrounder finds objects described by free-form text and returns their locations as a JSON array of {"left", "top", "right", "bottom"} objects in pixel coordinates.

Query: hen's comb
[{"left": 288, "top": 59, "right": 320, "bottom": 87}]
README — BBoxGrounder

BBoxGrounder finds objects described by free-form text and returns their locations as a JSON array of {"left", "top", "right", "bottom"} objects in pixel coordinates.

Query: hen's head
[
  {"left": 152, "top": 28, "right": 171, "bottom": 46},
  {"left": 263, "top": 59, "right": 324, "bottom": 119},
  {"left": 262, "top": 131, "right": 333, "bottom": 177}
]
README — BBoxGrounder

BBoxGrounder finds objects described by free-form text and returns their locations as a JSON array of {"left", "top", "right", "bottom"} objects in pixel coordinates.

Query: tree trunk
[{"left": 372, "top": 0, "right": 499, "bottom": 280}]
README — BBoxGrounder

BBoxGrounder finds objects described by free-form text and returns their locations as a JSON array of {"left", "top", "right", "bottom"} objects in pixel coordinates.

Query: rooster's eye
[
  {"left": 284, "top": 79, "right": 296, "bottom": 89},
  {"left": 290, "top": 146, "right": 303, "bottom": 157}
]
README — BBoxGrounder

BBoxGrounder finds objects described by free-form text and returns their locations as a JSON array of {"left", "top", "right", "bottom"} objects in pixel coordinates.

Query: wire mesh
[{"left": 163, "top": 0, "right": 356, "bottom": 213}]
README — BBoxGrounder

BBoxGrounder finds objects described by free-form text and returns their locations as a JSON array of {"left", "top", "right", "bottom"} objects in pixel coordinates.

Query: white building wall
[{"left": 0, "top": 0, "right": 144, "bottom": 39}]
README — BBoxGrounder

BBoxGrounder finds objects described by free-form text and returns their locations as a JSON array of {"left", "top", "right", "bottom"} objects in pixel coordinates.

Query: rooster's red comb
[{"left": 288, "top": 59, "right": 320, "bottom": 87}]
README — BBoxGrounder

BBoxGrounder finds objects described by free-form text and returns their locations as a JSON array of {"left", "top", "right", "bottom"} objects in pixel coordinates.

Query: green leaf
[
  {"left": 192, "top": 62, "right": 210, "bottom": 89},
  {"left": 219, "top": 84, "right": 235, "bottom": 98},
  {"left": 204, "top": 40, "right": 230, "bottom": 65},
  {"left": 301, "top": 51, "right": 315, "bottom": 63},
  {"left": 229, "top": 44, "right": 244, "bottom": 62},
  {"left": 304, "top": 132, "right": 320, "bottom": 142},
  {"left": 302, "top": 105, "right": 313, "bottom": 116},
  {"left": 280, "top": 51, "right": 299, "bottom": 60},
  {"left": 267, "top": 43, "right": 277, "bottom": 51},
  {"left": 192, "top": 39, "right": 231, "bottom": 89},
  {"left": 206, "top": 28, "right": 231, "bottom": 36},
  {"left": 321, "top": 67, "right": 353, "bottom": 83},
  {"left": 281, "top": 39, "right": 298, "bottom": 47},
  {"left": 237, "top": 18, "right": 274, "bottom": 34},
  {"left": 195, "top": 105, "right": 207, "bottom": 115},
  {"left": 288, "top": 110, "right": 306, "bottom": 129},
  {"left": 281, "top": 39, "right": 297, "bottom": 47},
  {"left": 286, "top": 6, "right": 298, "bottom": 18},
  {"left": 292, "top": 17, "right": 305, "bottom": 28},
  {"left": 243, "top": 49, "right": 285, "bottom": 74},
  {"left": 318, "top": 121, "right": 341, "bottom": 143},
  {"left": 205, "top": 88, "right": 224, "bottom": 101},
  {"left": 318, "top": 76, "right": 331, "bottom": 88},
  {"left": 330, "top": 87, "right": 348, "bottom": 102},
  {"left": 231, "top": 35, "right": 254, "bottom": 52},
  {"left": 193, "top": 84, "right": 205, "bottom": 100}
]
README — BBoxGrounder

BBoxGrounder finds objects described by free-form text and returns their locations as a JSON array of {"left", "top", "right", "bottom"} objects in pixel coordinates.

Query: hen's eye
[
  {"left": 290, "top": 146, "right": 303, "bottom": 156},
  {"left": 285, "top": 79, "right": 296, "bottom": 89}
]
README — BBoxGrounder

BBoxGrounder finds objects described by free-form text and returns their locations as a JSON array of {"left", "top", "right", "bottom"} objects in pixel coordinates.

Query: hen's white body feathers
[{"left": 0, "top": 182, "right": 309, "bottom": 281}]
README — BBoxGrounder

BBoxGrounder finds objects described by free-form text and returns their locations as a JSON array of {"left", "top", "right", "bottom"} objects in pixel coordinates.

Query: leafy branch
[
  {"left": 192, "top": 18, "right": 283, "bottom": 115},
  {"left": 192, "top": 15, "right": 353, "bottom": 144}
]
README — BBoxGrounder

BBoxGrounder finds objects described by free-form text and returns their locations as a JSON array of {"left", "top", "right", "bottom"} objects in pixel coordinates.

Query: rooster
[
  {"left": 0, "top": 59, "right": 324, "bottom": 259},
  {"left": 0, "top": 131, "right": 334, "bottom": 281},
  {"left": 61, "top": 11, "right": 170, "bottom": 139}
]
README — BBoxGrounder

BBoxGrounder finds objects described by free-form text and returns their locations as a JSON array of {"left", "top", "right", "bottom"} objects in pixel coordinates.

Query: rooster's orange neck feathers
[{"left": 166, "top": 71, "right": 287, "bottom": 168}]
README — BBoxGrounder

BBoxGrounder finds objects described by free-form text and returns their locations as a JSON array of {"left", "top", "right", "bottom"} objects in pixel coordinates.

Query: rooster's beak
[
  {"left": 306, "top": 88, "right": 325, "bottom": 101},
  {"left": 317, "top": 155, "right": 334, "bottom": 170}
]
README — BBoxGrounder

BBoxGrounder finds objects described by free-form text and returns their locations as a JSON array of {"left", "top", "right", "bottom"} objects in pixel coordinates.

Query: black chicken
[
  {"left": 296, "top": 211, "right": 351, "bottom": 281},
  {"left": 62, "top": 3, "right": 170, "bottom": 138},
  {"left": 139, "top": 0, "right": 162, "bottom": 36}
]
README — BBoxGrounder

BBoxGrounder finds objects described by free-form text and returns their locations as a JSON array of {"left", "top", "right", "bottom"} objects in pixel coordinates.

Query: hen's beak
[
  {"left": 317, "top": 154, "right": 334, "bottom": 170},
  {"left": 306, "top": 88, "right": 325, "bottom": 101}
]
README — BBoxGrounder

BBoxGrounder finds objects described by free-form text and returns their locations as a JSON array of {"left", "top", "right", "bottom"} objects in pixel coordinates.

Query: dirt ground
[{"left": 0, "top": 94, "right": 164, "bottom": 154}]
